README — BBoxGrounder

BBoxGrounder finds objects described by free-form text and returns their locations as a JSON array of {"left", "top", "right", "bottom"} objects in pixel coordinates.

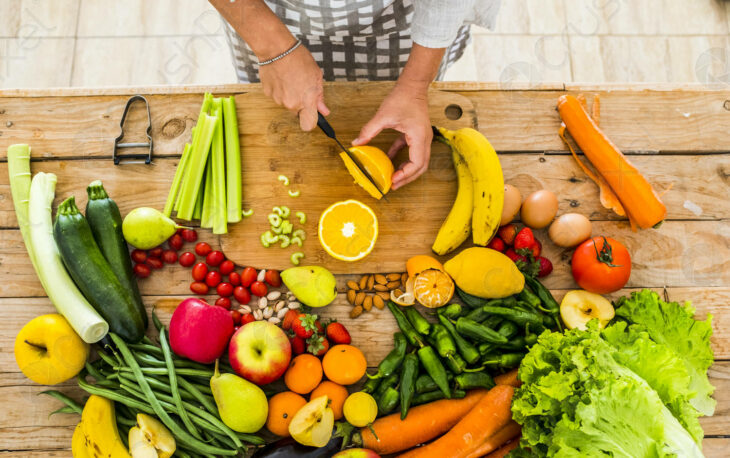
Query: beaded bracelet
[{"left": 257, "top": 39, "right": 302, "bottom": 66}]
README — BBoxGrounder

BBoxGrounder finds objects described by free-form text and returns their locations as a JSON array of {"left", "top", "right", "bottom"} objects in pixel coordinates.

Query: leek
[
  {"left": 222, "top": 96, "right": 241, "bottom": 223},
  {"left": 7, "top": 145, "right": 36, "bottom": 270},
  {"left": 211, "top": 98, "right": 227, "bottom": 234}
]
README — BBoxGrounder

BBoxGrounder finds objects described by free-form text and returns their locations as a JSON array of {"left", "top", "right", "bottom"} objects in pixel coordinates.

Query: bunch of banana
[
  {"left": 432, "top": 127, "right": 504, "bottom": 255},
  {"left": 74, "top": 395, "right": 130, "bottom": 458}
]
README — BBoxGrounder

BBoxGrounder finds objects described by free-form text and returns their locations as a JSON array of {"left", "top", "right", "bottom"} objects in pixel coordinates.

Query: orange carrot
[
  {"left": 494, "top": 368, "right": 521, "bottom": 387},
  {"left": 359, "top": 389, "right": 488, "bottom": 455},
  {"left": 484, "top": 437, "right": 520, "bottom": 458},
  {"left": 463, "top": 421, "right": 521, "bottom": 458},
  {"left": 397, "top": 385, "right": 515, "bottom": 458},
  {"left": 557, "top": 94, "right": 666, "bottom": 230}
]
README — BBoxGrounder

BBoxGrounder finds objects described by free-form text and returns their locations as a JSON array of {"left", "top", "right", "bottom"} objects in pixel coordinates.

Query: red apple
[
  {"left": 169, "top": 298, "right": 234, "bottom": 364},
  {"left": 332, "top": 449, "right": 381, "bottom": 458},
  {"left": 229, "top": 321, "right": 291, "bottom": 385}
]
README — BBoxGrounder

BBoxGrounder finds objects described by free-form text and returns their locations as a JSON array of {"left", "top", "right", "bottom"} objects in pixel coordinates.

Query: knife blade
[{"left": 316, "top": 112, "right": 389, "bottom": 201}]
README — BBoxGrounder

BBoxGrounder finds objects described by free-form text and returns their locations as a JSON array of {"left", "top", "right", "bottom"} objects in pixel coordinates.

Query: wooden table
[{"left": 0, "top": 82, "right": 728, "bottom": 456}]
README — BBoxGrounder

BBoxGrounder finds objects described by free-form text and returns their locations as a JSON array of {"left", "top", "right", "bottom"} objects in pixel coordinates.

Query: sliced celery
[
  {"left": 222, "top": 96, "right": 242, "bottom": 224},
  {"left": 211, "top": 98, "right": 227, "bottom": 235},
  {"left": 164, "top": 143, "right": 191, "bottom": 217},
  {"left": 200, "top": 160, "right": 214, "bottom": 228}
]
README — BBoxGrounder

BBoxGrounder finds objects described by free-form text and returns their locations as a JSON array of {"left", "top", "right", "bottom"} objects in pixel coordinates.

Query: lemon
[
  {"left": 343, "top": 392, "right": 378, "bottom": 427},
  {"left": 288, "top": 396, "right": 334, "bottom": 447},
  {"left": 318, "top": 200, "right": 378, "bottom": 262},
  {"left": 443, "top": 247, "right": 524, "bottom": 299}
]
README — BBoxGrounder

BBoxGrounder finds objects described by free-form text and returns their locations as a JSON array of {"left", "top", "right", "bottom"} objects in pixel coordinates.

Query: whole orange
[
  {"left": 266, "top": 391, "right": 307, "bottom": 437},
  {"left": 284, "top": 354, "right": 323, "bottom": 394},
  {"left": 310, "top": 380, "right": 349, "bottom": 420},
  {"left": 322, "top": 345, "right": 367, "bottom": 385}
]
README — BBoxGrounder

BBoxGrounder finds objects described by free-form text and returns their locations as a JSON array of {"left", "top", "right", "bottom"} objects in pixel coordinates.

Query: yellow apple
[{"left": 14, "top": 314, "right": 89, "bottom": 385}]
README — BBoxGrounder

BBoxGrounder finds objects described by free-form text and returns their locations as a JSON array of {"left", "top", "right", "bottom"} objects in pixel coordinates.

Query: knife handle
[{"left": 317, "top": 112, "right": 336, "bottom": 139}]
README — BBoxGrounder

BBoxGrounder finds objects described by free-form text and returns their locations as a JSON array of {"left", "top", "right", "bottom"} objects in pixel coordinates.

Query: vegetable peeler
[{"left": 113, "top": 95, "right": 153, "bottom": 165}]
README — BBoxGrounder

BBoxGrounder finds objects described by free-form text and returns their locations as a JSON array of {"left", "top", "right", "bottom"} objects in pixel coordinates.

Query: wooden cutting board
[{"left": 220, "top": 85, "right": 477, "bottom": 273}]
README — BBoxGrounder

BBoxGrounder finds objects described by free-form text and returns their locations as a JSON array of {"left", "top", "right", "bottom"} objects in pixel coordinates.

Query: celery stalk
[
  {"left": 164, "top": 143, "right": 191, "bottom": 216},
  {"left": 211, "top": 98, "right": 227, "bottom": 234},
  {"left": 192, "top": 174, "right": 204, "bottom": 220},
  {"left": 175, "top": 128, "right": 196, "bottom": 213},
  {"left": 176, "top": 113, "right": 217, "bottom": 220},
  {"left": 222, "top": 96, "right": 242, "bottom": 223},
  {"left": 200, "top": 160, "right": 214, "bottom": 228}
]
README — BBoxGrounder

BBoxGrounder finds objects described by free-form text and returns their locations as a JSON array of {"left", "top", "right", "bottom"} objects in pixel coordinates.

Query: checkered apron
[{"left": 222, "top": 0, "right": 471, "bottom": 83}]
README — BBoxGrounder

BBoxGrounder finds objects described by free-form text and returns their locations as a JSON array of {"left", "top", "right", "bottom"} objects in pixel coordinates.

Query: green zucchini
[
  {"left": 86, "top": 180, "right": 148, "bottom": 329},
  {"left": 54, "top": 196, "right": 145, "bottom": 342}
]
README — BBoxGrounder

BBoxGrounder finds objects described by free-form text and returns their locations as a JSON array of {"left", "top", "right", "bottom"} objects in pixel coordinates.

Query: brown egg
[
  {"left": 521, "top": 190, "right": 558, "bottom": 229},
  {"left": 549, "top": 213, "right": 592, "bottom": 247},
  {"left": 500, "top": 184, "right": 522, "bottom": 226}
]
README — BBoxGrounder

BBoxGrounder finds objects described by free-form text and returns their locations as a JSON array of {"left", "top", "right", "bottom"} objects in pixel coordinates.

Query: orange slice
[
  {"left": 413, "top": 269, "right": 455, "bottom": 308},
  {"left": 340, "top": 145, "right": 394, "bottom": 200},
  {"left": 390, "top": 276, "right": 416, "bottom": 306},
  {"left": 406, "top": 255, "right": 445, "bottom": 278},
  {"left": 318, "top": 200, "right": 378, "bottom": 262}
]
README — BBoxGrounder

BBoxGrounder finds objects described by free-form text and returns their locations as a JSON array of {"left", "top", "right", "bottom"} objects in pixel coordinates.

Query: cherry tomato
[
  {"left": 133, "top": 263, "right": 151, "bottom": 278},
  {"left": 217, "top": 282, "right": 234, "bottom": 297},
  {"left": 206, "top": 251, "right": 225, "bottom": 267},
  {"left": 233, "top": 286, "right": 251, "bottom": 304},
  {"left": 250, "top": 281, "right": 268, "bottom": 297},
  {"left": 240, "top": 313, "right": 255, "bottom": 325},
  {"left": 571, "top": 236, "right": 631, "bottom": 294},
  {"left": 215, "top": 297, "right": 232, "bottom": 309},
  {"left": 148, "top": 246, "right": 163, "bottom": 258},
  {"left": 145, "top": 257, "right": 163, "bottom": 270},
  {"left": 179, "top": 252, "right": 196, "bottom": 267},
  {"left": 219, "top": 260, "right": 235, "bottom": 275},
  {"left": 228, "top": 272, "right": 241, "bottom": 286},
  {"left": 264, "top": 270, "right": 282, "bottom": 287},
  {"left": 230, "top": 310, "right": 242, "bottom": 325},
  {"left": 192, "top": 262, "right": 208, "bottom": 281},
  {"left": 161, "top": 250, "right": 178, "bottom": 264},
  {"left": 130, "top": 249, "right": 147, "bottom": 263},
  {"left": 195, "top": 242, "right": 212, "bottom": 256},
  {"left": 181, "top": 229, "right": 198, "bottom": 242},
  {"left": 241, "top": 267, "right": 257, "bottom": 287},
  {"left": 190, "top": 281, "right": 209, "bottom": 295},
  {"left": 205, "top": 271, "right": 222, "bottom": 288},
  {"left": 168, "top": 234, "right": 183, "bottom": 251},
  {"left": 176, "top": 228, "right": 184, "bottom": 235}
]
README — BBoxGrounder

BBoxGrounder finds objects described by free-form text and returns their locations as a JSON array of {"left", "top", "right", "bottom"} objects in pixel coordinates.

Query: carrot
[
  {"left": 398, "top": 385, "right": 515, "bottom": 458},
  {"left": 494, "top": 368, "right": 521, "bottom": 387},
  {"left": 484, "top": 437, "right": 520, "bottom": 458},
  {"left": 358, "top": 389, "right": 488, "bottom": 455},
  {"left": 463, "top": 421, "right": 520, "bottom": 458},
  {"left": 557, "top": 94, "right": 666, "bottom": 230}
]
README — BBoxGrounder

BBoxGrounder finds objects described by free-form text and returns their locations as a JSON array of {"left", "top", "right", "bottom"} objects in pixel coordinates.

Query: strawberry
[
  {"left": 537, "top": 256, "right": 553, "bottom": 277},
  {"left": 307, "top": 335, "right": 330, "bottom": 356},
  {"left": 486, "top": 237, "right": 506, "bottom": 253},
  {"left": 326, "top": 322, "right": 351, "bottom": 345},
  {"left": 240, "top": 313, "right": 255, "bottom": 325},
  {"left": 513, "top": 227, "right": 536, "bottom": 251},
  {"left": 289, "top": 335, "right": 306, "bottom": 355},
  {"left": 498, "top": 224, "right": 517, "bottom": 245},
  {"left": 530, "top": 239, "right": 542, "bottom": 258},
  {"left": 281, "top": 309, "right": 300, "bottom": 330},
  {"left": 292, "top": 313, "right": 319, "bottom": 339},
  {"left": 505, "top": 248, "right": 526, "bottom": 264}
]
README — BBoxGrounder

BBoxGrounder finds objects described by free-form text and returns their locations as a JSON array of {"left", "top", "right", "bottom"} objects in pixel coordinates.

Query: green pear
[
  {"left": 210, "top": 360, "right": 268, "bottom": 433},
  {"left": 122, "top": 207, "right": 184, "bottom": 249},
  {"left": 281, "top": 266, "right": 337, "bottom": 307}
]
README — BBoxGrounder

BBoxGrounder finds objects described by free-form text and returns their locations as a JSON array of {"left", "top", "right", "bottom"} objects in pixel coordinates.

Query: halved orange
[
  {"left": 340, "top": 145, "right": 394, "bottom": 200},
  {"left": 406, "top": 255, "right": 444, "bottom": 278},
  {"left": 318, "top": 200, "right": 378, "bottom": 262},
  {"left": 413, "top": 269, "right": 454, "bottom": 308}
]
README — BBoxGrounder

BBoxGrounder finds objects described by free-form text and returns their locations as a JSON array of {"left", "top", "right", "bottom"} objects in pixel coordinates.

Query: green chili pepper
[
  {"left": 456, "top": 288, "right": 488, "bottom": 308},
  {"left": 465, "top": 300, "right": 503, "bottom": 321},
  {"left": 373, "top": 373, "right": 399, "bottom": 400},
  {"left": 455, "top": 318, "right": 509, "bottom": 344},
  {"left": 437, "top": 314, "right": 480, "bottom": 365},
  {"left": 428, "top": 323, "right": 458, "bottom": 360},
  {"left": 477, "top": 343, "right": 494, "bottom": 356},
  {"left": 496, "top": 320, "right": 520, "bottom": 339},
  {"left": 477, "top": 305, "right": 545, "bottom": 330},
  {"left": 362, "top": 376, "right": 381, "bottom": 394},
  {"left": 454, "top": 371, "right": 496, "bottom": 390},
  {"left": 481, "top": 352, "right": 525, "bottom": 368},
  {"left": 413, "top": 389, "right": 466, "bottom": 405},
  {"left": 367, "top": 332, "right": 407, "bottom": 380},
  {"left": 445, "top": 352, "right": 466, "bottom": 374},
  {"left": 524, "top": 276, "right": 562, "bottom": 331},
  {"left": 415, "top": 374, "right": 443, "bottom": 393},
  {"left": 377, "top": 387, "right": 400, "bottom": 416},
  {"left": 518, "top": 287, "right": 541, "bottom": 309},
  {"left": 437, "top": 303, "right": 463, "bottom": 319},
  {"left": 417, "top": 346, "right": 451, "bottom": 398},
  {"left": 399, "top": 353, "right": 419, "bottom": 419},
  {"left": 387, "top": 301, "right": 425, "bottom": 347},
  {"left": 404, "top": 307, "right": 431, "bottom": 335},
  {"left": 502, "top": 296, "right": 518, "bottom": 308},
  {"left": 482, "top": 315, "right": 504, "bottom": 329}
]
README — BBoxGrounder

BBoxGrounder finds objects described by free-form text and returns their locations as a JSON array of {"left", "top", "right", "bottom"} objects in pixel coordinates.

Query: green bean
[
  {"left": 152, "top": 310, "right": 164, "bottom": 332},
  {"left": 112, "top": 366, "right": 214, "bottom": 378},
  {"left": 78, "top": 374, "right": 155, "bottom": 415},
  {"left": 115, "top": 414, "right": 136, "bottom": 427},
  {"left": 84, "top": 361, "right": 108, "bottom": 382},
  {"left": 178, "top": 377, "right": 218, "bottom": 416},
  {"left": 117, "top": 372, "right": 199, "bottom": 403},
  {"left": 39, "top": 390, "right": 83, "bottom": 415},
  {"left": 160, "top": 326, "right": 202, "bottom": 440},
  {"left": 49, "top": 406, "right": 79, "bottom": 416}
]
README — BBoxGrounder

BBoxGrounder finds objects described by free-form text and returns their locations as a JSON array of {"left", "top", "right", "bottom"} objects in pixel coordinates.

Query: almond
[
  {"left": 373, "top": 295, "right": 385, "bottom": 309},
  {"left": 376, "top": 291, "right": 390, "bottom": 300},
  {"left": 350, "top": 305, "right": 364, "bottom": 318},
  {"left": 363, "top": 295, "right": 374, "bottom": 311},
  {"left": 367, "top": 274, "right": 375, "bottom": 290},
  {"left": 386, "top": 280, "right": 401, "bottom": 289},
  {"left": 373, "top": 284, "right": 389, "bottom": 292},
  {"left": 401, "top": 272, "right": 408, "bottom": 285},
  {"left": 347, "top": 280, "right": 360, "bottom": 291},
  {"left": 358, "top": 275, "right": 368, "bottom": 290},
  {"left": 374, "top": 274, "right": 387, "bottom": 285},
  {"left": 347, "top": 289, "right": 357, "bottom": 305},
  {"left": 387, "top": 273, "right": 401, "bottom": 281},
  {"left": 355, "top": 291, "right": 366, "bottom": 306}
]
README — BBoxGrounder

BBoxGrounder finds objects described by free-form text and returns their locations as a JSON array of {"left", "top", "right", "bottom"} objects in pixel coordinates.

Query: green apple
[{"left": 281, "top": 266, "right": 337, "bottom": 307}]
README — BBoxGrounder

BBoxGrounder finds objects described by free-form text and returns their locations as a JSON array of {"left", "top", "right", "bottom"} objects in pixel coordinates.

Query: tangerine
[
  {"left": 284, "top": 354, "right": 323, "bottom": 394},
  {"left": 310, "top": 381, "right": 349, "bottom": 420},
  {"left": 266, "top": 391, "right": 307, "bottom": 437},
  {"left": 322, "top": 345, "right": 367, "bottom": 385}
]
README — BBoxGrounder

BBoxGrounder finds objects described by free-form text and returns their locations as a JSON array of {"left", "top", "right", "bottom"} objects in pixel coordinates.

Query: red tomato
[
  {"left": 219, "top": 260, "right": 235, "bottom": 275},
  {"left": 264, "top": 270, "right": 282, "bottom": 287},
  {"left": 191, "top": 262, "right": 208, "bottom": 281},
  {"left": 145, "top": 257, "right": 163, "bottom": 270},
  {"left": 161, "top": 250, "right": 178, "bottom": 264},
  {"left": 217, "top": 282, "right": 234, "bottom": 297},
  {"left": 233, "top": 286, "right": 251, "bottom": 304},
  {"left": 130, "top": 249, "right": 147, "bottom": 263},
  {"left": 571, "top": 236, "right": 631, "bottom": 294},
  {"left": 250, "top": 281, "right": 268, "bottom": 297},
  {"left": 148, "top": 246, "right": 163, "bottom": 258},
  {"left": 228, "top": 272, "right": 241, "bottom": 286},
  {"left": 240, "top": 267, "right": 257, "bottom": 287},
  {"left": 206, "top": 251, "right": 225, "bottom": 267},
  {"left": 230, "top": 310, "right": 242, "bottom": 326},
  {"left": 205, "top": 271, "right": 222, "bottom": 288},
  {"left": 240, "top": 313, "right": 255, "bottom": 325},
  {"left": 190, "top": 281, "right": 209, "bottom": 295},
  {"left": 179, "top": 252, "right": 196, "bottom": 267},
  {"left": 133, "top": 263, "right": 151, "bottom": 278},
  {"left": 181, "top": 229, "right": 198, "bottom": 242},
  {"left": 168, "top": 234, "right": 183, "bottom": 251},
  {"left": 215, "top": 297, "right": 232, "bottom": 309},
  {"left": 195, "top": 242, "right": 212, "bottom": 256}
]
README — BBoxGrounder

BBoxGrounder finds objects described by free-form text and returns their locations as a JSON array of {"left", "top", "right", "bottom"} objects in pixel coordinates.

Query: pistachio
[
  {"left": 267, "top": 291, "right": 282, "bottom": 301},
  {"left": 288, "top": 301, "right": 301, "bottom": 309},
  {"left": 257, "top": 269, "right": 266, "bottom": 282},
  {"left": 268, "top": 317, "right": 281, "bottom": 324},
  {"left": 263, "top": 307, "right": 274, "bottom": 319},
  {"left": 258, "top": 297, "right": 268, "bottom": 309},
  {"left": 274, "top": 300, "right": 286, "bottom": 312},
  {"left": 277, "top": 307, "right": 290, "bottom": 319}
]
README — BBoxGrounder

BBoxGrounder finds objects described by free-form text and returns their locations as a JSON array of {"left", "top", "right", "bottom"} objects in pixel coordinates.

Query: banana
[
  {"left": 432, "top": 146, "right": 474, "bottom": 255},
  {"left": 81, "top": 395, "right": 131, "bottom": 458},
  {"left": 72, "top": 422, "right": 90, "bottom": 458},
  {"left": 438, "top": 127, "right": 504, "bottom": 246}
]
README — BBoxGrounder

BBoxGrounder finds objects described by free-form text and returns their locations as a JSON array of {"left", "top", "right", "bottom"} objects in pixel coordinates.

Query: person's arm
[{"left": 209, "top": 0, "right": 328, "bottom": 130}]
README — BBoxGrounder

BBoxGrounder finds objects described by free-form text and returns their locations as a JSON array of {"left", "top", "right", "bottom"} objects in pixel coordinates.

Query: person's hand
[
  {"left": 352, "top": 82, "right": 432, "bottom": 190},
  {"left": 259, "top": 44, "right": 330, "bottom": 131}
]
